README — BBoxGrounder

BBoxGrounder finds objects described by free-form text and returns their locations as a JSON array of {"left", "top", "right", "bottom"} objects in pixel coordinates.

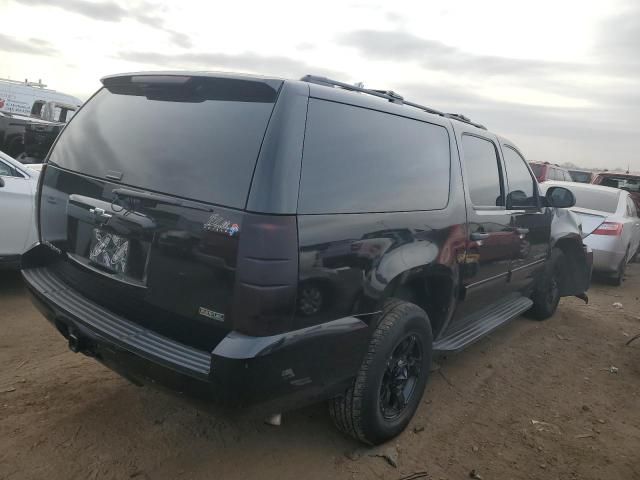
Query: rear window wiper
[{"left": 112, "top": 188, "right": 214, "bottom": 212}]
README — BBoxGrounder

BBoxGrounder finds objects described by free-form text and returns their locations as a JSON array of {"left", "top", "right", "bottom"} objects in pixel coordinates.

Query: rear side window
[
  {"left": 0, "top": 161, "right": 13, "bottom": 176},
  {"left": 462, "top": 135, "right": 503, "bottom": 207},
  {"left": 49, "top": 77, "right": 281, "bottom": 208},
  {"left": 502, "top": 146, "right": 537, "bottom": 208},
  {"left": 529, "top": 163, "right": 543, "bottom": 179},
  {"left": 298, "top": 100, "right": 451, "bottom": 214}
]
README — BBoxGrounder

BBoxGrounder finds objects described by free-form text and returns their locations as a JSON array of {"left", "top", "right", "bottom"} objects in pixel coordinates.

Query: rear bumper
[
  {"left": 591, "top": 249, "right": 625, "bottom": 273},
  {"left": 583, "top": 236, "right": 625, "bottom": 273},
  {"left": 22, "top": 266, "right": 370, "bottom": 412}
]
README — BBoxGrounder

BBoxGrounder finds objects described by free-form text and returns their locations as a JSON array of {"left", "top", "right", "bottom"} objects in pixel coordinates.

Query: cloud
[
  {"left": 168, "top": 31, "right": 192, "bottom": 49},
  {"left": 13, "top": 0, "right": 190, "bottom": 48},
  {"left": 0, "top": 33, "right": 57, "bottom": 55},
  {"left": 594, "top": 2, "right": 640, "bottom": 75},
  {"left": 397, "top": 81, "right": 637, "bottom": 169},
  {"left": 339, "top": 30, "right": 586, "bottom": 77},
  {"left": 15, "top": 0, "right": 126, "bottom": 21},
  {"left": 116, "top": 50, "right": 342, "bottom": 79}
]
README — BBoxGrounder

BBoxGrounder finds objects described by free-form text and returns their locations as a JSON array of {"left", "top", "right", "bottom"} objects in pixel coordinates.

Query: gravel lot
[{"left": 1, "top": 266, "right": 639, "bottom": 480}]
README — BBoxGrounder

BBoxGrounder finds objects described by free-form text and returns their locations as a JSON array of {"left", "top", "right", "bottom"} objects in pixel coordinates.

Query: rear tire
[
  {"left": 529, "top": 248, "right": 564, "bottom": 320},
  {"left": 329, "top": 300, "right": 432, "bottom": 445},
  {"left": 611, "top": 249, "right": 629, "bottom": 286}
]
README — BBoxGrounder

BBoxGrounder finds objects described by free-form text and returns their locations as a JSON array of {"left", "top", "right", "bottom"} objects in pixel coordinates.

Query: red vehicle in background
[
  {"left": 592, "top": 172, "right": 640, "bottom": 210},
  {"left": 529, "top": 162, "right": 573, "bottom": 182}
]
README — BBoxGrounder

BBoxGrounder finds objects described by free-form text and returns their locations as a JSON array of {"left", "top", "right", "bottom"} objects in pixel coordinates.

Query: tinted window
[
  {"left": 569, "top": 171, "right": 592, "bottom": 183},
  {"left": 462, "top": 135, "right": 503, "bottom": 207},
  {"left": 503, "top": 146, "right": 537, "bottom": 207},
  {"left": 530, "top": 163, "right": 543, "bottom": 179},
  {"left": 49, "top": 77, "right": 281, "bottom": 208},
  {"left": 0, "top": 161, "right": 12, "bottom": 176},
  {"left": 572, "top": 187, "right": 620, "bottom": 214},
  {"left": 298, "top": 100, "right": 451, "bottom": 214}
]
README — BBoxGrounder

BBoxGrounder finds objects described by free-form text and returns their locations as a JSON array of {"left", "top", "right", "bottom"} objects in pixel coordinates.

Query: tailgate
[{"left": 39, "top": 165, "right": 245, "bottom": 350}]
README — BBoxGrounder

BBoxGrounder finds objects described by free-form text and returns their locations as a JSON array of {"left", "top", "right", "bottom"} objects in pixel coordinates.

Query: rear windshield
[
  {"left": 572, "top": 187, "right": 620, "bottom": 213},
  {"left": 299, "top": 99, "right": 451, "bottom": 214},
  {"left": 569, "top": 170, "right": 592, "bottom": 183},
  {"left": 529, "top": 163, "right": 543, "bottom": 178},
  {"left": 49, "top": 77, "right": 281, "bottom": 208}
]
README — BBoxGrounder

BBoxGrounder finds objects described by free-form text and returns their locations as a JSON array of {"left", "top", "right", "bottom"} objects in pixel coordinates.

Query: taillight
[
  {"left": 593, "top": 222, "right": 623, "bottom": 236},
  {"left": 232, "top": 214, "right": 298, "bottom": 336}
]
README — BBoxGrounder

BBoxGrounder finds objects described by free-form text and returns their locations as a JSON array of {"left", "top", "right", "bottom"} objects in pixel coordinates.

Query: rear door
[
  {"left": 500, "top": 143, "right": 551, "bottom": 292},
  {"left": 450, "top": 126, "right": 514, "bottom": 327}
]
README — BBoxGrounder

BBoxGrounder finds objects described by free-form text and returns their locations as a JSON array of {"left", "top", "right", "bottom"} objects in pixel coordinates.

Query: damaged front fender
[{"left": 551, "top": 209, "right": 593, "bottom": 298}]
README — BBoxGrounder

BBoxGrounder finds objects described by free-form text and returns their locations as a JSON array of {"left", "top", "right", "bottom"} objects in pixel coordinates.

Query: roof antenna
[{"left": 627, "top": 159, "right": 630, "bottom": 174}]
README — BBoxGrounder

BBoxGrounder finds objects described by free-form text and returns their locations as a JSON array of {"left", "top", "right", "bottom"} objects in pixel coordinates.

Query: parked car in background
[
  {"left": 592, "top": 172, "right": 640, "bottom": 211},
  {"left": 0, "top": 78, "right": 81, "bottom": 162},
  {"left": 21, "top": 72, "right": 591, "bottom": 445},
  {"left": 0, "top": 150, "right": 39, "bottom": 268},
  {"left": 529, "top": 162, "right": 573, "bottom": 182},
  {"left": 543, "top": 181, "right": 640, "bottom": 285},
  {"left": 568, "top": 169, "right": 595, "bottom": 184}
]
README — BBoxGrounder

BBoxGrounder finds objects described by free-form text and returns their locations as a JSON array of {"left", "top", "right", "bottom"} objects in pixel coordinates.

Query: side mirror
[
  {"left": 546, "top": 186, "right": 575, "bottom": 208},
  {"left": 0, "top": 177, "right": 5, "bottom": 188}
]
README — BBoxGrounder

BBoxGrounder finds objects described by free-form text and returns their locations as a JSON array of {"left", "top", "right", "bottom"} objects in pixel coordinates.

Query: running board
[{"left": 433, "top": 296, "right": 533, "bottom": 353}]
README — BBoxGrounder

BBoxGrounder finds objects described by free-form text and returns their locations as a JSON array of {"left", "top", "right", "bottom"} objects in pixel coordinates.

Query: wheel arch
[
  {"left": 381, "top": 265, "right": 457, "bottom": 339},
  {"left": 551, "top": 234, "right": 591, "bottom": 296}
]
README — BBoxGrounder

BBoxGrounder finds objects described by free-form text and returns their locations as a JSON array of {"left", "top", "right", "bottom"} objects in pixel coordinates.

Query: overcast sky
[{"left": 1, "top": 0, "right": 638, "bottom": 171}]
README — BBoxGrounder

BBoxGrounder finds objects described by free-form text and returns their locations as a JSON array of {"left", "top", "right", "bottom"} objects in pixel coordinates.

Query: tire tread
[{"left": 329, "top": 300, "right": 427, "bottom": 444}]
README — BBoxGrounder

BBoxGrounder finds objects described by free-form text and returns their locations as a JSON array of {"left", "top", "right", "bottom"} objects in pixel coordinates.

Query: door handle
[
  {"left": 470, "top": 232, "right": 490, "bottom": 241},
  {"left": 516, "top": 228, "right": 529, "bottom": 235}
]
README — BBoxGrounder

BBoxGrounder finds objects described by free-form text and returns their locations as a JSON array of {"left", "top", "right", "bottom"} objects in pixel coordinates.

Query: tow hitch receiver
[
  {"left": 67, "top": 331, "right": 94, "bottom": 356},
  {"left": 68, "top": 332, "right": 83, "bottom": 353}
]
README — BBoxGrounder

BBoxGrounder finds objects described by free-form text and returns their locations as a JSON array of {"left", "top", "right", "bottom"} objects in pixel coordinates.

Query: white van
[{"left": 0, "top": 78, "right": 82, "bottom": 117}]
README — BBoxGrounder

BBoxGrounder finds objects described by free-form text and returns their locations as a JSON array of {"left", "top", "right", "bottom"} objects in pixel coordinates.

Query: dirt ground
[{"left": 1, "top": 266, "right": 639, "bottom": 480}]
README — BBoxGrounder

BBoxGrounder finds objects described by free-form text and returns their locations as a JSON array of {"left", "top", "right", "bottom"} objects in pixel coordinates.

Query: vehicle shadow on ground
[
  {"left": 41, "top": 372, "right": 358, "bottom": 478},
  {"left": 0, "top": 270, "right": 24, "bottom": 293}
]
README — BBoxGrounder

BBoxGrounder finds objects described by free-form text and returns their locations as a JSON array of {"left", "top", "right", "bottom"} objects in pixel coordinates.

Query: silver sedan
[{"left": 544, "top": 181, "right": 640, "bottom": 285}]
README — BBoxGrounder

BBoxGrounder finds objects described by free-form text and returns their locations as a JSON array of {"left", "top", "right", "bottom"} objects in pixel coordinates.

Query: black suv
[{"left": 22, "top": 73, "right": 592, "bottom": 445}]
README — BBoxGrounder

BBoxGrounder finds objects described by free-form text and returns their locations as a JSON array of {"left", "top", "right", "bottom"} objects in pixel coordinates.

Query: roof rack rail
[{"left": 300, "top": 75, "right": 487, "bottom": 130}]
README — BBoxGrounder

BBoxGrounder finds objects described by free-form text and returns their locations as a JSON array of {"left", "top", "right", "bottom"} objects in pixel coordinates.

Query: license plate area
[{"left": 89, "top": 229, "right": 129, "bottom": 274}]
